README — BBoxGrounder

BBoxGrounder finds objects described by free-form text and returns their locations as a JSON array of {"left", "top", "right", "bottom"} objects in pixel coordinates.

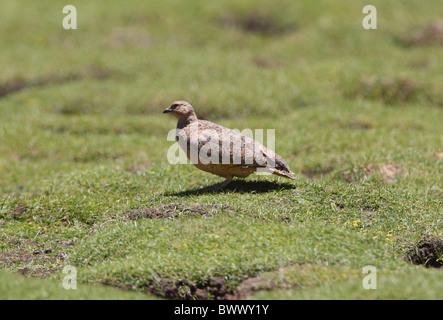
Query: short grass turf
[{"left": 0, "top": 0, "right": 442, "bottom": 299}]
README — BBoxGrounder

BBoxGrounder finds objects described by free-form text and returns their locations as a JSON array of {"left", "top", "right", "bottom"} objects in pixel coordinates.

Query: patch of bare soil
[
  {"left": 0, "top": 79, "right": 27, "bottom": 97},
  {"left": 107, "top": 28, "right": 153, "bottom": 48},
  {"left": 342, "top": 163, "right": 404, "bottom": 184},
  {"left": 378, "top": 164, "right": 403, "bottom": 184},
  {"left": 252, "top": 57, "right": 277, "bottom": 69},
  {"left": 0, "top": 238, "right": 68, "bottom": 277},
  {"left": 404, "top": 20, "right": 443, "bottom": 46},
  {"left": 301, "top": 165, "right": 335, "bottom": 179},
  {"left": 142, "top": 277, "right": 237, "bottom": 300},
  {"left": 125, "top": 162, "right": 151, "bottom": 175},
  {"left": 12, "top": 203, "right": 29, "bottom": 218},
  {"left": 0, "top": 66, "right": 110, "bottom": 98},
  {"left": 123, "top": 203, "right": 237, "bottom": 220},
  {"left": 220, "top": 10, "right": 296, "bottom": 36},
  {"left": 105, "top": 268, "right": 298, "bottom": 300},
  {"left": 406, "top": 236, "right": 443, "bottom": 269},
  {"left": 343, "top": 119, "right": 374, "bottom": 130},
  {"left": 345, "top": 76, "right": 422, "bottom": 105}
]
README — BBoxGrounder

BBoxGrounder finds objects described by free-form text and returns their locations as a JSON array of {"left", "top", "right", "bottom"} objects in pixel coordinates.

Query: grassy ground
[{"left": 0, "top": 0, "right": 442, "bottom": 299}]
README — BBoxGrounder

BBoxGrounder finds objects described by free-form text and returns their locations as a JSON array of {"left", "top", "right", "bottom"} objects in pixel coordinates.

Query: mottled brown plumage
[{"left": 163, "top": 101, "right": 295, "bottom": 189}]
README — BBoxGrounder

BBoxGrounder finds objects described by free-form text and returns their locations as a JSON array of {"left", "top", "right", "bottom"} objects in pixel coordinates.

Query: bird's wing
[{"left": 195, "top": 120, "right": 280, "bottom": 168}]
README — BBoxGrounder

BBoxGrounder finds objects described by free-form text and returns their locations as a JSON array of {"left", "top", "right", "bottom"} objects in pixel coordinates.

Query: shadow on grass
[{"left": 164, "top": 179, "right": 296, "bottom": 197}]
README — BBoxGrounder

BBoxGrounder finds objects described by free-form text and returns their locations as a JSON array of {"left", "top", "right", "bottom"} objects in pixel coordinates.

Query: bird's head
[{"left": 163, "top": 101, "right": 197, "bottom": 121}]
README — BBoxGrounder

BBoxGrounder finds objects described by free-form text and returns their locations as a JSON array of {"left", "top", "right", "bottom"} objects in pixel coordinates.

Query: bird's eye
[{"left": 171, "top": 104, "right": 178, "bottom": 109}]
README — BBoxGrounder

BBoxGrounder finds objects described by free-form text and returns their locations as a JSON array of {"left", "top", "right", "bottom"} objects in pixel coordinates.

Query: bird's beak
[{"left": 163, "top": 107, "right": 171, "bottom": 114}]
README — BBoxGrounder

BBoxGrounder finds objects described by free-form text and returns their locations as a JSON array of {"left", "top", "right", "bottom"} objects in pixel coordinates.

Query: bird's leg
[
  {"left": 217, "top": 178, "right": 233, "bottom": 189},
  {"left": 203, "top": 178, "right": 232, "bottom": 192}
]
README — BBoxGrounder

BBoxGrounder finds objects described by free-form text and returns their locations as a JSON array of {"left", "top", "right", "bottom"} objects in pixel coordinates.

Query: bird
[{"left": 163, "top": 100, "right": 295, "bottom": 190}]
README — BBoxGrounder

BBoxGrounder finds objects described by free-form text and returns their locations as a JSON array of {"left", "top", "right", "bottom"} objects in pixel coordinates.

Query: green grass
[
  {"left": 0, "top": 271, "right": 156, "bottom": 300},
  {"left": 0, "top": 0, "right": 442, "bottom": 299},
  {"left": 247, "top": 267, "right": 443, "bottom": 300}
]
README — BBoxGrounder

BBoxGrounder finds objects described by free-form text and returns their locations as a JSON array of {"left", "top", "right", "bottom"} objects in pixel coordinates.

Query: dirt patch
[
  {"left": 0, "top": 79, "right": 28, "bottom": 97},
  {"left": 344, "top": 76, "right": 423, "bottom": 105},
  {"left": 0, "top": 66, "right": 110, "bottom": 98},
  {"left": 125, "top": 162, "right": 151, "bottom": 175},
  {"left": 107, "top": 28, "right": 153, "bottom": 48},
  {"left": 12, "top": 203, "right": 29, "bottom": 218},
  {"left": 71, "top": 150, "right": 121, "bottom": 163},
  {"left": 301, "top": 165, "right": 335, "bottom": 179},
  {"left": 343, "top": 119, "right": 374, "bottom": 130},
  {"left": 105, "top": 267, "right": 299, "bottom": 300},
  {"left": 342, "top": 163, "right": 404, "bottom": 184},
  {"left": 252, "top": 57, "right": 277, "bottom": 68},
  {"left": 0, "top": 238, "right": 67, "bottom": 277},
  {"left": 123, "top": 203, "right": 236, "bottom": 220},
  {"left": 403, "top": 20, "right": 443, "bottom": 47},
  {"left": 378, "top": 164, "right": 403, "bottom": 184},
  {"left": 103, "top": 277, "right": 235, "bottom": 300},
  {"left": 142, "top": 277, "right": 237, "bottom": 300},
  {"left": 220, "top": 10, "right": 296, "bottom": 36},
  {"left": 406, "top": 236, "right": 443, "bottom": 269},
  {"left": 342, "top": 165, "right": 372, "bottom": 183}
]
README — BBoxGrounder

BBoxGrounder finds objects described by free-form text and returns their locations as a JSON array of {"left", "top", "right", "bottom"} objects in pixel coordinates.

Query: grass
[
  {"left": 247, "top": 267, "right": 443, "bottom": 300},
  {"left": 0, "top": 0, "right": 442, "bottom": 299},
  {"left": 0, "top": 271, "right": 155, "bottom": 300}
]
